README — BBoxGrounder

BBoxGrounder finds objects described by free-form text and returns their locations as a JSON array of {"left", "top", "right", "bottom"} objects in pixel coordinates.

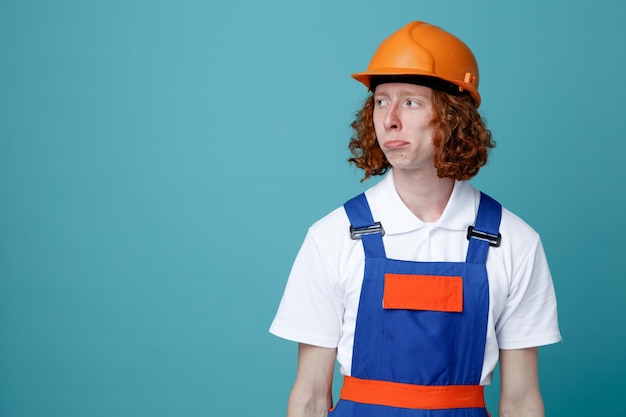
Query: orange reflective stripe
[
  {"left": 383, "top": 273, "right": 463, "bottom": 312},
  {"left": 340, "top": 376, "right": 485, "bottom": 410}
]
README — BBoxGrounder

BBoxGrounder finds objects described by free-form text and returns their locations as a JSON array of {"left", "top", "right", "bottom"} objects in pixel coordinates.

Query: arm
[
  {"left": 499, "top": 348, "right": 544, "bottom": 417},
  {"left": 287, "top": 343, "right": 337, "bottom": 417}
]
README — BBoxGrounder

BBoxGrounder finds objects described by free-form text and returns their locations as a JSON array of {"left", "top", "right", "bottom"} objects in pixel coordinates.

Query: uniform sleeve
[
  {"left": 495, "top": 235, "right": 562, "bottom": 349},
  {"left": 269, "top": 228, "right": 344, "bottom": 348}
]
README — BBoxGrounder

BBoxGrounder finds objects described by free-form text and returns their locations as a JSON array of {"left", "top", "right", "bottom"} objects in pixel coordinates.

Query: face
[{"left": 373, "top": 83, "right": 436, "bottom": 174}]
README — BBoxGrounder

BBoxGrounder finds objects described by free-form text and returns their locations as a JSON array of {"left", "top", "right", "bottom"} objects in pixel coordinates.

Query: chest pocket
[{"left": 383, "top": 273, "right": 463, "bottom": 312}]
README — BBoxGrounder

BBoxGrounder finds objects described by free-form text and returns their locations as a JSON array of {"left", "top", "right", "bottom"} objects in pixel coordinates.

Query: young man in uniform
[{"left": 270, "top": 21, "right": 561, "bottom": 417}]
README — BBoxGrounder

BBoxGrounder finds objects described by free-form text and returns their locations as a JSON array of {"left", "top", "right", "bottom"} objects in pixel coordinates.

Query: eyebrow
[
  {"left": 374, "top": 89, "right": 431, "bottom": 99},
  {"left": 373, "top": 86, "right": 431, "bottom": 97}
]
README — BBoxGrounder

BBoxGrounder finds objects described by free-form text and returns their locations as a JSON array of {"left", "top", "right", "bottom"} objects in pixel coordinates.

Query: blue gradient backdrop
[{"left": 1, "top": 1, "right": 624, "bottom": 415}]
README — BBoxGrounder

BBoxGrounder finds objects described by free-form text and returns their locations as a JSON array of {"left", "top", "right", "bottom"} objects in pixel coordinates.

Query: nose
[{"left": 383, "top": 102, "right": 401, "bottom": 130}]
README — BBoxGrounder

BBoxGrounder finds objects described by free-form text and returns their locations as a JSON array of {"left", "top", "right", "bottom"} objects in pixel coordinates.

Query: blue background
[{"left": 1, "top": 0, "right": 625, "bottom": 415}]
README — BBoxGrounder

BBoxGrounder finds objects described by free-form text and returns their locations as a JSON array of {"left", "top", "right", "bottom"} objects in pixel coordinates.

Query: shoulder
[
  {"left": 498, "top": 202, "right": 543, "bottom": 257},
  {"left": 468, "top": 185, "right": 541, "bottom": 253},
  {"left": 451, "top": 181, "right": 541, "bottom": 245},
  {"left": 299, "top": 195, "right": 362, "bottom": 270},
  {"left": 307, "top": 176, "right": 389, "bottom": 242},
  {"left": 302, "top": 180, "right": 391, "bottom": 274},
  {"left": 307, "top": 204, "right": 351, "bottom": 243}
]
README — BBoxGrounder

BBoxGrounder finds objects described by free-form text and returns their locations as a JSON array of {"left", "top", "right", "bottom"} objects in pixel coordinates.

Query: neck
[{"left": 392, "top": 168, "right": 455, "bottom": 222}]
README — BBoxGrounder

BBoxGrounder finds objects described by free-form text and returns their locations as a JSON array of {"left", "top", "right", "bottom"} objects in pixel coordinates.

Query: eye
[
  {"left": 374, "top": 98, "right": 389, "bottom": 107},
  {"left": 406, "top": 99, "right": 420, "bottom": 108}
]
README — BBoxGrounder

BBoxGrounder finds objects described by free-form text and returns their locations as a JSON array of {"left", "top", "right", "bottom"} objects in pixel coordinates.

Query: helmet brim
[{"left": 351, "top": 69, "right": 481, "bottom": 107}]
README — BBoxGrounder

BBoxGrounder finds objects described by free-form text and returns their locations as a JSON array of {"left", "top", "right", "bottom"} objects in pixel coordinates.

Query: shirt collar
[{"left": 364, "top": 169, "right": 479, "bottom": 235}]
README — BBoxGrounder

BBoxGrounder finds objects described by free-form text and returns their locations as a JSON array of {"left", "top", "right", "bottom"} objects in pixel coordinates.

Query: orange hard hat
[{"left": 352, "top": 21, "right": 481, "bottom": 107}]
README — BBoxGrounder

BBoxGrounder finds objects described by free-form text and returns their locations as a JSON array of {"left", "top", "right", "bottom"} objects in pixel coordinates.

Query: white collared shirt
[{"left": 270, "top": 170, "right": 561, "bottom": 385}]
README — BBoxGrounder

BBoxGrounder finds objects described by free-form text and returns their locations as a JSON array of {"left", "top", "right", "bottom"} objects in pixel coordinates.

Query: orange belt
[{"left": 339, "top": 376, "right": 485, "bottom": 410}]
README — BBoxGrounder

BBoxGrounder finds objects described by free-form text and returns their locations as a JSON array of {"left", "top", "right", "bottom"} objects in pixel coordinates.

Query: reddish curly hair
[{"left": 348, "top": 89, "right": 495, "bottom": 181}]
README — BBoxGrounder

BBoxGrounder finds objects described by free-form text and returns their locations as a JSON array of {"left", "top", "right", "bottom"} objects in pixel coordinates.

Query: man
[{"left": 270, "top": 21, "right": 560, "bottom": 417}]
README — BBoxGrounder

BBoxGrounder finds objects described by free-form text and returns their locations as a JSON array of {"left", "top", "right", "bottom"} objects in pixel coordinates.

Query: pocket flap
[{"left": 383, "top": 274, "right": 463, "bottom": 312}]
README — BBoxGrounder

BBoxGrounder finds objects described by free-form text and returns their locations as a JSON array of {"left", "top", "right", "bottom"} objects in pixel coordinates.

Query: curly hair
[{"left": 348, "top": 89, "right": 495, "bottom": 182}]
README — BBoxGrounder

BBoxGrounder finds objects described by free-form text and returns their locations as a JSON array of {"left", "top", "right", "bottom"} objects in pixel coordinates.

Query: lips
[{"left": 382, "top": 140, "right": 410, "bottom": 149}]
